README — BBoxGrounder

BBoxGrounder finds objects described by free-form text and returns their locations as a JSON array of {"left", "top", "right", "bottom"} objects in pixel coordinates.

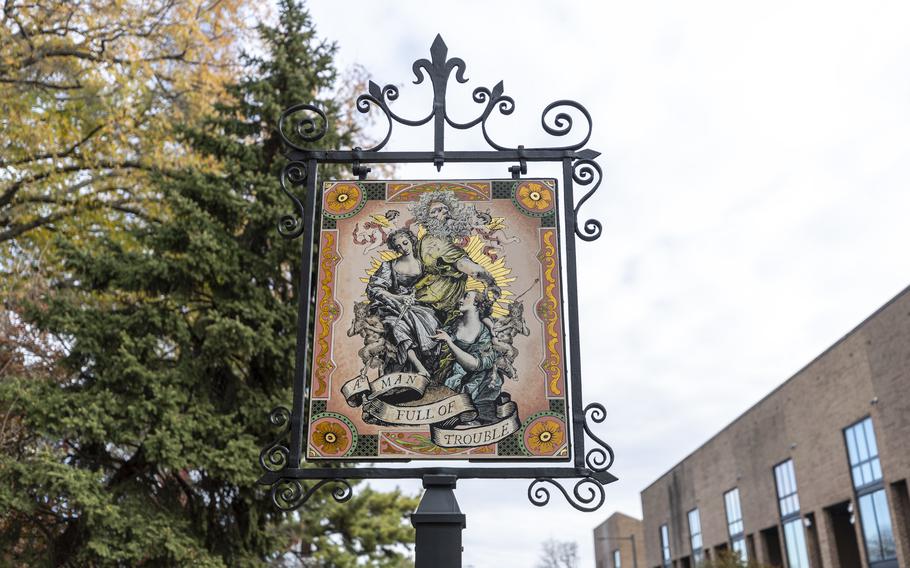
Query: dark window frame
[
  {"left": 843, "top": 417, "right": 897, "bottom": 568},
  {"left": 844, "top": 416, "right": 884, "bottom": 492},
  {"left": 687, "top": 507, "right": 703, "bottom": 563},
  {"left": 773, "top": 458, "right": 801, "bottom": 521},
  {"left": 660, "top": 523, "right": 671, "bottom": 568},
  {"left": 723, "top": 487, "right": 746, "bottom": 561}
]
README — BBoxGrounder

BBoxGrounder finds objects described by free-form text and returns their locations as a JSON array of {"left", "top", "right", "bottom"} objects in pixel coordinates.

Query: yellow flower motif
[
  {"left": 313, "top": 420, "right": 349, "bottom": 455},
  {"left": 517, "top": 181, "right": 553, "bottom": 211},
  {"left": 325, "top": 183, "right": 361, "bottom": 214},
  {"left": 527, "top": 419, "right": 564, "bottom": 454}
]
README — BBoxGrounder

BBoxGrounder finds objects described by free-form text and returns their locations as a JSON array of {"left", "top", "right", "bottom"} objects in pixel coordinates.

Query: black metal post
[{"left": 411, "top": 474, "right": 465, "bottom": 568}]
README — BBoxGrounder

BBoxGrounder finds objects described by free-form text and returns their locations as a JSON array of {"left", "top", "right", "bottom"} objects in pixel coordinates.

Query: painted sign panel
[{"left": 306, "top": 179, "right": 570, "bottom": 460}]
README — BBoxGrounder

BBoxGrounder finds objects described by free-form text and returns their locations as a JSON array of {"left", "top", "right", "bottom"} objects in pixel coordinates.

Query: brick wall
[{"left": 638, "top": 286, "right": 910, "bottom": 568}]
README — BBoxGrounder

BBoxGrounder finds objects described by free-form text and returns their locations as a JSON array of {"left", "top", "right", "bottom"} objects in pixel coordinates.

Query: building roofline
[{"left": 641, "top": 282, "right": 910, "bottom": 494}]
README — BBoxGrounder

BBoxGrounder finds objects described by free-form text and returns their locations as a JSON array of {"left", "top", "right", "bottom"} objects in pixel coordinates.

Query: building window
[
  {"left": 660, "top": 524, "right": 671, "bottom": 568},
  {"left": 613, "top": 548, "right": 621, "bottom": 568},
  {"left": 845, "top": 416, "right": 883, "bottom": 489},
  {"left": 688, "top": 508, "right": 703, "bottom": 564},
  {"left": 858, "top": 489, "right": 897, "bottom": 562},
  {"left": 775, "top": 459, "right": 800, "bottom": 518},
  {"left": 724, "top": 488, "right": 747, "bottom": 561},
  {"left": 783, "top": 518, "right": 811, "bottom": 568},
  {"left": 774, "top": 460, "right": 809, "bottom": 568},
  {"left": 844, "top": 417, "right": 897, "bottom": 566}
]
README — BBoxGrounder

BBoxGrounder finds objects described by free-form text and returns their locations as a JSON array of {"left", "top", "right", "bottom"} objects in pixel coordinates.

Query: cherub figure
[
  {"left": 346, "top": 301, "right": 389, "bottom": 377},
  {"left": 491, "top": 300, "right": 531, "bottom": 381},
  {"left": 352, "top": 209, "right": 401, "bottom": 255},
  {"left": 469, "top": 208, "right": 520, "bottom": 261}
]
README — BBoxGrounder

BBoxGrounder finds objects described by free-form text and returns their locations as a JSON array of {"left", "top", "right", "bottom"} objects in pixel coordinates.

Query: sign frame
[
  {"left": 307, "top": 178, "right": 570, "bottom": 462},
  {"left": 258, "top": 35, "right": 616, "bottom": 514}
]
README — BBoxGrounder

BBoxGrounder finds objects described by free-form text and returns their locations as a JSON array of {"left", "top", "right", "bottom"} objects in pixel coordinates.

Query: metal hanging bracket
[
  {"left": 352, "top": 147, "right": 371, "bottom": 180},
  {"left": 508, "top": 145, "right": 528, "bottom": 179},
  {"left": 265, "top": 34, "right": 616, "bottom": 524}
]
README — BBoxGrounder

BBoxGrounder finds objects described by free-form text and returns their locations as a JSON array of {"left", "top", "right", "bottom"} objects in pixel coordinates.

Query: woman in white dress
[{"left": 366, "top": 229, "right": 440, "bottom": 376}]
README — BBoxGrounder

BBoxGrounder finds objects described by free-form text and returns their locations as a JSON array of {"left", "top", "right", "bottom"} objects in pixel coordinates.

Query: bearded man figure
[{"left": 410, "top": 191, "right": 500, "bottom": 324}]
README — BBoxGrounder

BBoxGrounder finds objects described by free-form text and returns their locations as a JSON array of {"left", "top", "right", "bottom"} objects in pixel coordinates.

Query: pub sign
[{"left": 305, "top": 179, "right": 571, "bottom": 460}]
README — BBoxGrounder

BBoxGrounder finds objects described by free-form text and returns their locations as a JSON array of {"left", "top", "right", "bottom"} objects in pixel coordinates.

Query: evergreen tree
[{"left": 0, "top": 1, "right": 417, "bottom": 565}]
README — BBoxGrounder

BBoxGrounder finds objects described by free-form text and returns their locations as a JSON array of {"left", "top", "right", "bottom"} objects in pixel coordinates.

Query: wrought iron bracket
[
  {"left": 262, "top": 34, "right": 616, "bottom": 513},
  {"left": 351, "top": 147, "right": 371, "bottom": 180},
  {"left": 508, "top": 145, "right": 528, "bottom": 179}
]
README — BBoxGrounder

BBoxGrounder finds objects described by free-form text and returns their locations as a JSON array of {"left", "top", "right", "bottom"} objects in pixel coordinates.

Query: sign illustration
[{"left": 306, "top": 179, "right": 570, "bottom": 460}]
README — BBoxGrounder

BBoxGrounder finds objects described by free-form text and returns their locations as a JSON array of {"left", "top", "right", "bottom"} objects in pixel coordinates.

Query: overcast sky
[{"left": 297, "top": 1, "right": 910, "bottom": 566}]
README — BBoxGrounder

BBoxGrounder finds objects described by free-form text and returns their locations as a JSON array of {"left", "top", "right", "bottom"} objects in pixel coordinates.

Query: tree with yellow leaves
[
  {"left": 0, "top": 0, "right": 249, "bottom": 243},
  {"left": 1, "top": 1, "right": 418, "bottom": 564}
]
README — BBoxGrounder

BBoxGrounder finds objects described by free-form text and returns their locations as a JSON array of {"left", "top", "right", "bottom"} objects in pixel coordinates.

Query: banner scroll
[
  {"left": 430, "top": 398, "right": 520, "bottom": 448},
  {"left": 341, "top": 372, "right": 520, "bottom": 448}
]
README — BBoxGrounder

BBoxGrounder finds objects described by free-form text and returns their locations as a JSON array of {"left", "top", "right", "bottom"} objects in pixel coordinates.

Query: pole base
[{"left": 412, "top": 474, "right": 466, "bottom": 568}]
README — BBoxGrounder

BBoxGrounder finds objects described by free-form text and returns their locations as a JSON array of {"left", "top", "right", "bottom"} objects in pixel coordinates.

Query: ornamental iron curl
[
  {"left": 527, "top": 476, "right": 606, "bottom": 513},
  {"left": 344, "top": 34, "right": 592, "bottom": 163},
  {"left": 583, "top": 402, "right": 615, "bottom": 472},
  {"left": 259, "top": 406, "right": 292, "bottom": 472},
  {"left": 572, "top": 155, "right": 604, "bottom": 242},
  {"left": 278, "top": 103, "right": 328, "bottom": 151},
  {"left": 278, "top": 161, "right": 308, "bottom": 239},
  {"left": 271, "top": 477, "right": 354, "bottom": 512}
]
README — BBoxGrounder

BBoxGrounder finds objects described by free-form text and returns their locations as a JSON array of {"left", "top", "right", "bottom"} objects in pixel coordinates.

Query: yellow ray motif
[
  {"left": 359, "top": 250, "right": 400, "bottom": 283},
  {"left": 359, "top": 230, "right": 517, "bottom": 317},
  {"left": 370, "top": 213, "right": 393, "bottom": 228},
  {"left": 486, "top": 216, "right": 507, "bottom": 231},
  {"left": 463, "top": 234, "right": 515, "bottom": 318}
]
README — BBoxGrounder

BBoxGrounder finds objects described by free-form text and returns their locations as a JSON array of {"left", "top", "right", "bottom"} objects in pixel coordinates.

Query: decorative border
[
  {"left": 521, "top": 412, "right": 569, "bottom": 457},
  {"left": 323, "top": 182, "right": 366, "bottom": 219},
  {"left": 305, "top": 179, "right": 569, "bottom": 461},
  {"left": 311, "top": 231, "right": 341, "bottom": 398},
  {"left": 308, "top": 412, "right": 358, "bottom": 458},
  {"left": 387, "top": 181, "right": 491, "bottom": 202},
  {"left": 379, "top": 431, "right": 497, "bottom": 457},
  {"left": 514, "top": 180, "right": 557, "bottom": 217},
  {"left": 536, "top": 229, "right": 565, "bottom": 397}
]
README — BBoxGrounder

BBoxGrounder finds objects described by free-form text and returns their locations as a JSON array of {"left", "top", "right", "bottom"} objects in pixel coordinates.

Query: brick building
[
  {"left": 594, "top": 512, "right": 646, "bottom": 568},
  {"left": 595, "top": 286, "right": 910, "bottom": 568}
]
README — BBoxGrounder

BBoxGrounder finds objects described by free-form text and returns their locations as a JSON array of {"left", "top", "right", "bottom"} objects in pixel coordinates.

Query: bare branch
[
  {"left": 0, "top": 159, "right": 142, "bottom": 211},
  {"left": 0, "top": 123, "right": 105, "bottom": 168},
  {"left": 0, "top": 76, "right": 83, "bottom": 90}
]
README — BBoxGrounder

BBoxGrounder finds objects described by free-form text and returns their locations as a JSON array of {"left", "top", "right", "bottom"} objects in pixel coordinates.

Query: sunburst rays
[{"left": 359, "top": 231, "right": 516, "bottom": 317}]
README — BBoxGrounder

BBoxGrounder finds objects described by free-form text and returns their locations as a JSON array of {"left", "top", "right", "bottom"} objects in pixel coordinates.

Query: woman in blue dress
[{"left": 433, "top": 290, "right": 501, "bottom": 424}]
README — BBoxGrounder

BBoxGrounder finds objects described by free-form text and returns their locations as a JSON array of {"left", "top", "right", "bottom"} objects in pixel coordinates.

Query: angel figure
[
  {"left": 346, "top": 300, "right": 390, "bottom": 377},
  {"left": 470, "top": 208, "right": 520, "bottom": 261},
  {"left": 352, "top": 209, "right": 401, "bottom": 255},
  {"left": 492, "top": 300, "right": 531, "bottom": 381}
]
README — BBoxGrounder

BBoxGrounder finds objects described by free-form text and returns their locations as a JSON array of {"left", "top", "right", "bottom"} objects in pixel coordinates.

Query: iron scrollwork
[
  {"left": 525, "top": 402, "right": 615, "bottom": 511},
  {"left": 583, "top": 403, "right": 615, "bottom": 472},
  {"left": 277, "top": 161, "right": 308, "bottom": 239},
  {"left": 527, "top": 477, "right": 606, "bottom": 513},
  {"left": 260, "top": 406, "right": 355, "bottom": 512},
  {"left": 264, "top": 34, "right": 615, "bottom": 514},
  {"left": 258, "top": 406, "right": 292, "bottom": 472},
  {"left": 351, "top": 34, "right": 593, "bottom": 163},
  {"left": 278, "top": 103, "right": 328, "bottom": 151},
  {"left": 271, "top": 478, "right": 354, "bottom": 512},
  {"left": 572, "top": 151, "right": 604, "bottom": 242}
]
